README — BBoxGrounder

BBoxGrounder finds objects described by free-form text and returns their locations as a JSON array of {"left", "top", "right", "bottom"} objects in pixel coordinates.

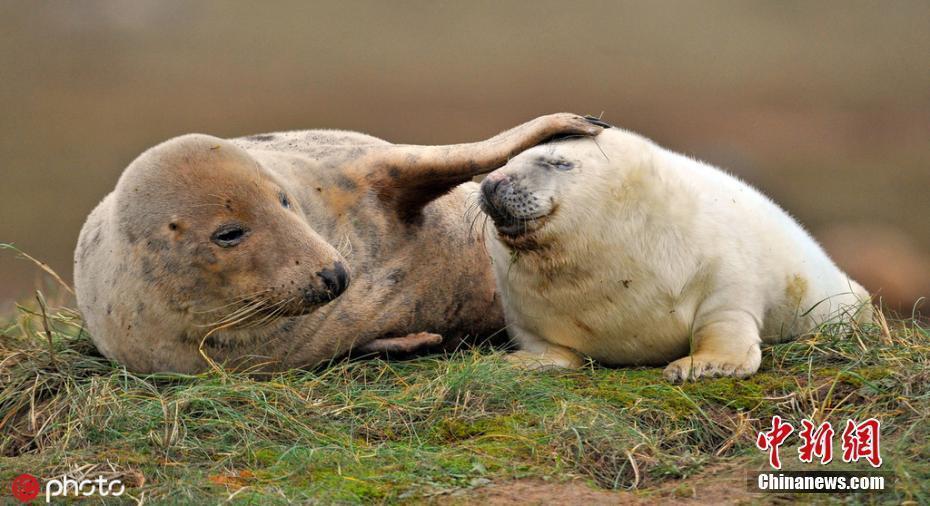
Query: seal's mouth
[
  {"left": 480, "top": 199, "right": 557, "bottom": 251},
  {"left": 493, "top": 214, "right": 550, "bottom": 239},
  {"left": 478, "top": 174, "right": 558, "bottom": 249},
  {"left": 479, "top": 191, "right": 555, "bottom": 234}
]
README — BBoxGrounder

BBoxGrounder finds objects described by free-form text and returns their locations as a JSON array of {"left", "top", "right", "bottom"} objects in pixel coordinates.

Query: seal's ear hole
[
  {"left": 168, "top": 222, "right": 179, "bottom": 231},
  {"left": 211, "top": 224, "right": 249, "bottom": 248},
  {"left": 279, "top": 191, "right": 290, "bottom": 209}
]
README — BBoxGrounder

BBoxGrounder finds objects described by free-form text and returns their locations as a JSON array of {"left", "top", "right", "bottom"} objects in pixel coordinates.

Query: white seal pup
[{"left": 479, "top": 122, "right": 872, "bottom": 381}]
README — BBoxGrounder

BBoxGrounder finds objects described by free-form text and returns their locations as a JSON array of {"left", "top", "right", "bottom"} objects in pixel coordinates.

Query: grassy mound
[{"left": 1, "top": 296, "right": 928, "bottom": 504}]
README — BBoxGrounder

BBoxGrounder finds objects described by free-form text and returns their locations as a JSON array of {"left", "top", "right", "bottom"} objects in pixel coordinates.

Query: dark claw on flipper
[{"left": 583, "top": 116, "right": 615, "bottom": 129}]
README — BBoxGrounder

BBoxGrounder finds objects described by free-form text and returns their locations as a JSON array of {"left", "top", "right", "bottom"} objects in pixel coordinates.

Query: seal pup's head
[
  {"left": 479, "top": 126, "right": 653, "bottom": 251},
  {"left": 75, "top": 134, "right": 352, "bottom": 371}
]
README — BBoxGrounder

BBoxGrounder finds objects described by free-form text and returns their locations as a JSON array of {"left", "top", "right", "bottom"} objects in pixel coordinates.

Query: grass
[{"left": 1, "top": 292, "right": 928, "bottom": 504}]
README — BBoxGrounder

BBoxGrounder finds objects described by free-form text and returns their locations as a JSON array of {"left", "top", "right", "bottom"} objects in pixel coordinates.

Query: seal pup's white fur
[{"left": 479, "top": 126, "right": 872, "bottom": 381}]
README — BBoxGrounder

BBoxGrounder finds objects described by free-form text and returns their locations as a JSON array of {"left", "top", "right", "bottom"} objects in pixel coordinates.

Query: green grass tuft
[{"left": 1, "top": 298, "right": 928, "bottom": 504}]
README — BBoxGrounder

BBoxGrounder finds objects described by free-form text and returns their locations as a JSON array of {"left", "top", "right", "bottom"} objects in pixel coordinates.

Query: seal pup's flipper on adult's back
[{"left": 364, "top": 113, "right": 604, "bottom": 222}]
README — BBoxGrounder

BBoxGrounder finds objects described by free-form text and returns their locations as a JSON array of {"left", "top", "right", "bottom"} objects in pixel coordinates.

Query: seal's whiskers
[
  {"left": 201, "top": 297, "right": 270, "bottom": 328},
  {"left": 192, "top": 289, "right": 272, "bottom": 315}
]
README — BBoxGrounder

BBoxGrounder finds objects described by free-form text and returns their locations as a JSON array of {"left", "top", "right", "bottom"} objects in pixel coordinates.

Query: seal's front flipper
[
  {"left": 356, "top": 332, "right": 443, "bottom": 354},
  {"left": 366, "top": 113, "right": 603, "bottom": 222}
]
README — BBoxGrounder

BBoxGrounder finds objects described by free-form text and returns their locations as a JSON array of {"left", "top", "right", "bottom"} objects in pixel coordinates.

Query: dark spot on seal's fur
[
  {"left": 106, "top": 304, "right": 112, "bottom": 315},
  {"left": 387, "top": 166, "right": 401, "bottom": 179},
  {"left": 140, "top": 257, "right": 155, "bottom": 281},
  {"left": 386, "top": 269, "right": 405, "bottom": 285},
  {"left": 573, "top": 317, "right": 594, "bottom": 334},
  {"left": 622, "top": 280, "right": 632, "bottom": 288},
  {"left": 278, "top": 318, "right": 297, "bottom": 334},
  {"left": 193, "top": 244, "right": 218, "bottom": 265},
  {"left": 146, "top": 239, "right": 169, "bottom": 251},
  {"left": 247, "top": 134, "right": 276, "bottom": 142},
  {"left": 163, "top": 258, "right": 184, "bottom": 277},
  {"left": 336, "top": 175, "right": 358, "bottom": 191},
  {"left": 79, "top": 227, "right": 104, "bottom": 262}
]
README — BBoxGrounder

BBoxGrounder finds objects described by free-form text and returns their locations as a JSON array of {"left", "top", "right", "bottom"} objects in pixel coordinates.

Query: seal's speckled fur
[{"left": 74, "top": 114, "right": 602, "bottom": 373}]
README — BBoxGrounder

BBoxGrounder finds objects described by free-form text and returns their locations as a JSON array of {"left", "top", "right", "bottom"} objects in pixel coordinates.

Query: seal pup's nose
[
  {"left": 480, "top": 172, "right": 511, "bottom": 202},
  {"left": 317, "top": 261, "right": 350, "bottom": 300}
]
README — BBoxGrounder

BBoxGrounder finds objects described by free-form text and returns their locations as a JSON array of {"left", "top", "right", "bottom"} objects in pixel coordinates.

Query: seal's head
[
  {"left": 479, "top": 126, "right": 657, "bottom": 251},
  {"left": 114, "top": 134, "right": 349, "bottom": 323},
  {"left": 480, "top": 126, "right": 648, "bottom": 250}
]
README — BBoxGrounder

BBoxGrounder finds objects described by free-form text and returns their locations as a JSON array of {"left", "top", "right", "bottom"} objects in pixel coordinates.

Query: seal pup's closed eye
[{"left": 481, "top": 125, "right": 872, "bottom": 381}]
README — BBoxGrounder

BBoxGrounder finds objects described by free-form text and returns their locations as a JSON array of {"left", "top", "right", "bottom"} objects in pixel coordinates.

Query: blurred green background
[{"left": 1, "top": 1, "right": 928, "bottom": 311}]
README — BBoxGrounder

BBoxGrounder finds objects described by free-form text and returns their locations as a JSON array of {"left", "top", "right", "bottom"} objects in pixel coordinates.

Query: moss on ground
[{"left": 1, "top": 296, "right": 928, "bottom": 504}]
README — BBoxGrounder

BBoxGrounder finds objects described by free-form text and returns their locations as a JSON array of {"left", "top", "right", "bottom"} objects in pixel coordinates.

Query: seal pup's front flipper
[{"left": 364, "top": 113, "right": 603, "bottom": 222}]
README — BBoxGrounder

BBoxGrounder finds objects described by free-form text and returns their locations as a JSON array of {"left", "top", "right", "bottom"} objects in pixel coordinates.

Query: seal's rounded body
[
  {"left": 479, "top": 126, "right": 871, "bottom": 380},
  {"left": 74, "top": 115, "right": 603, "bottom": 373}
]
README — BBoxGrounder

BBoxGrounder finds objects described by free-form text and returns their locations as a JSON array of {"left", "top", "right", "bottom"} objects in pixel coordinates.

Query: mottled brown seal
[{"left": 74, "top": 114, "right": 602, "bottom": 373}]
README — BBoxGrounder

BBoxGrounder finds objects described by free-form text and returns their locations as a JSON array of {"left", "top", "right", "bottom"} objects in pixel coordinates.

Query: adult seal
[
  {"left": 479, "top": 122, "right": 872, "bottom": 381},
  {"left": 74, "top": 114, "right": 603, "bottom": 373}
]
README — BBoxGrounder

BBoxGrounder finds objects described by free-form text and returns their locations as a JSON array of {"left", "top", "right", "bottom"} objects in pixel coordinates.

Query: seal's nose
[
  {"left": 480, "top": 172, "right": 511, "bottom": 202},
  {"left": 317, "top": 261, "right": 350, "bottom": 300}
]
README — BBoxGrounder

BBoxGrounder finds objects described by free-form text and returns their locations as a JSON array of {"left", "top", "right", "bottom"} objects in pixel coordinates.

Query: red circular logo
[{"left": 10, "top": 474, "right": 40, "bottom": 503}]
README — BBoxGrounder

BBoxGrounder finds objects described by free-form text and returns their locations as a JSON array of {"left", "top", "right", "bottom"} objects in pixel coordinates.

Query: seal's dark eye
[
  {"left": 551, "top": 159, "right": 574, "bottom": 171},
  {"left": 211, "top": 224, "right": 249, "bottom": 248},
  {"left": 279, "top": 192, "right": 290, "bottom": 209}
]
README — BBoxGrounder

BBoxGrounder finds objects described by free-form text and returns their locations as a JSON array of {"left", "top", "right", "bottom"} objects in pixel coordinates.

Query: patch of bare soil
[{"left": 457, "top": 461, "right": 760, "bottom": 505}]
